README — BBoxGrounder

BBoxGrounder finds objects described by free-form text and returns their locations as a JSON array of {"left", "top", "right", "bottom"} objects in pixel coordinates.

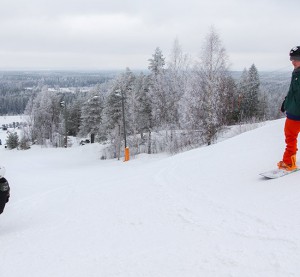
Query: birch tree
[
  {"left": 184, "top": 27, "right": 231, "bottom": 146},
  {"left": 167, "top": 38, "right": 190, "bottom": 128}
]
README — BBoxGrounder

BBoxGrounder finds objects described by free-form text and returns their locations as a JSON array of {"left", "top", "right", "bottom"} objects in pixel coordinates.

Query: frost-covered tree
[
  {"left": 220, "top": 75, "right": 239, "bottom": 125},
  {"left": 237, "top": 68, "right": 249, "bottom": 122},
  {"left": 147, "top": 47, "right": 165, "bottom": 129},
  {"left": 238, "top": 64, "right": 260, "bottom": 121},
  {"left": 246, "top": 64, "right": 260, "bottom": 119},
  {"left": 166, "top": 38, "right": 190, "bottom": 128},
  {"left": 168, "top": 38, "right": 190, "bottom": 72},
  {"left": 136, "top": 74, "right": 153, "bottom": 133},
  {"left": 105, "top": 68, "right": 135, "bottom": 131},
  {"left": 148, "top": 47, "right": 165, "bottom": 76},
  {"left": 134, "top": 73, "right": 153, "bottom": 153},
  {"left": 25, "top": 87, "right": 62, "bottom": 146},
  {"left": 148, "top": 47, "right": 177, "bottom": 129},
  {"left": 194, "top": 27, "right": 231, "bottom": 145},
  {"left": 67, "top": 98, "right": 83, "bottom": 137},
  {"left": 103, "top": 68, "right": 135, "bottom": 158},
  {"left": 6, "top": 132, "right": 19, "bottom": 149},
  {"left": 79, "top": 94, "right": 104, "bottom": 143}
]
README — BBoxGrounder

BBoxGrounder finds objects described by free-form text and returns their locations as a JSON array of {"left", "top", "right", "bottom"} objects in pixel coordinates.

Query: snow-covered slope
[{"left": 1, "top": 118, "right": 300, "bottom": 277}]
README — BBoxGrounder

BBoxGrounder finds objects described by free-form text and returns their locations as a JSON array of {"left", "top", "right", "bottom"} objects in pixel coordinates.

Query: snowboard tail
[{"left": 260, "top": 168, "right": 300, "bottom": 179}]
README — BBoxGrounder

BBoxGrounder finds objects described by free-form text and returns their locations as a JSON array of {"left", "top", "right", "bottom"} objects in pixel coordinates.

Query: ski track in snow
[
  {"left": 150, "top": 122, "right": 300, "bottom": 276},
  {"left": 1, "top": 117, "right": 300, "bottom": 276}
]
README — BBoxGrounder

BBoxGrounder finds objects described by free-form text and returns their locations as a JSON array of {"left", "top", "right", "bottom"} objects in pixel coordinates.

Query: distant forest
[
  {"left": 0, "top": 69, "right": 290, "bottom": 117},
  {"left": 0, "top": 70, "right": 117, "bottom": 115}
]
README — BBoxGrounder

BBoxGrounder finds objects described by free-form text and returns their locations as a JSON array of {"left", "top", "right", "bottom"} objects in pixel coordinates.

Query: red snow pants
[{"left": 283, "top": 118, "right": 300, "bottom": 165}]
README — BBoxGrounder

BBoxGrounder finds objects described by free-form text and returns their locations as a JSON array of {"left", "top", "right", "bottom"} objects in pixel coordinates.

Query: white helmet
[{"left": 0, "top": 165, "right": 6, "bottom": 178}]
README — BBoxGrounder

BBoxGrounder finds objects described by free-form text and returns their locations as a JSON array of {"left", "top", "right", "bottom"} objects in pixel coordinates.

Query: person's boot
[{"left": 277, "top": 154, "right": 298, "bottom": 171}]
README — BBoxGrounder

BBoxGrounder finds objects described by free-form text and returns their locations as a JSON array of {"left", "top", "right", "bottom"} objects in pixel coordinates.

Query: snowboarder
[
  {"left": 0, "top": 165, "right": 10, "bottom": 215},
  {"left": 278, "top": 46, "right": 300, "bottom": 171}
]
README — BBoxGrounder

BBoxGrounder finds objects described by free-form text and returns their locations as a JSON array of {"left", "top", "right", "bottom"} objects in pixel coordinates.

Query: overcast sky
[{"left": 0, "top": 0, "right": 298, "bottom": 71}]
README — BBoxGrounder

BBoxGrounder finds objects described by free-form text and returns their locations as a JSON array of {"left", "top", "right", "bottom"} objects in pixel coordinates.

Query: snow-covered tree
[
  {"left": 25, "top": 87, "right": 62, "bottom": 146},
  {"left": 166, "top": 38, "right": 190, "bottom": 128},
  {"left": 237, "top": 68, "right": 249, "bottom": 122},
  {"left": 79, "top": 94, "right": 104, "bottom": 143},
  {"left": 247, "top": 64, "right": 260, "bottom": 119},
  {"left": 6, "top": 132, "right": 19, "bottom": 149},
  {"left": 193, "top": 27, "right": 231, "bottom": 145},
  {"left": 103, "top": 68, "right": 135, "bottom": 158},
  {"left": 67, "top": 98, "right": 83, "bottom": 137},
  {"left": 148, "top": 47, "right": 165, "bottom": 76},
  {"left": 147, "top": 47, "right": 165, "bottom": 129},
  {"left": 134, "top": 73, "right": 153, "bottom": 154},
  {"left": 148, "top": 47, "right": 179, "bottom": 129},
  {"left": 238, "top": 64, "right": 261, "bottom": 121},
  {"left": 220, "top": 75, "right": 239, "bottom": 125}
]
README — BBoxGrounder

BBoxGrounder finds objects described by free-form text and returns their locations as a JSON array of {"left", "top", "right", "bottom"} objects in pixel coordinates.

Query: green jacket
[{"left": 284, "top": 68, "right": 300, "bottom": 117}]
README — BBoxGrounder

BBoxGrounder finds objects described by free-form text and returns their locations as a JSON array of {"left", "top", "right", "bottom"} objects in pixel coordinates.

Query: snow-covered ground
[
  {"left": 0, "top": 115, "right": 27, "bottom": 125},
  {"left": 1, "top": 117, "right": 300, "bottom": 277}
]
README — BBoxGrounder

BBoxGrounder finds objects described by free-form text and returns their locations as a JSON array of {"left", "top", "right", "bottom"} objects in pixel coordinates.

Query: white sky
[{"left": 0, "top": 0, "right": 298, "bottom": 71}]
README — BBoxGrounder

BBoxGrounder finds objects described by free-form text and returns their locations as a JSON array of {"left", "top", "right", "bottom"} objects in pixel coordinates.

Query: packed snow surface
[{"left": 1, "top": 117, "right": 300, "bottom": 277}]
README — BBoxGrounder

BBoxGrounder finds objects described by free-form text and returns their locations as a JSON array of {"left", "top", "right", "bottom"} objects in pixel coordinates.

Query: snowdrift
[{"left": 1, "top": 118, "right": 300, "bottom": 277}]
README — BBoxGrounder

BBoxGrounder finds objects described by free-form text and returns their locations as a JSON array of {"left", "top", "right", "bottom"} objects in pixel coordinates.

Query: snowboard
[{"left": 260, "top": 168, "right": 300, "bottom": 179}]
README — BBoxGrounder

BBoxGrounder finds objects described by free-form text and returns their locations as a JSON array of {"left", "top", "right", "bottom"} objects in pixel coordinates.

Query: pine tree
[
  {"left": 135, "top": 74, "right": 153, "bottom": 134},
  {"left": 103, "top": 68, "right": 136, "bottom": 158},
  {"left": 218, "top": 75, "right": 238, "bottom": 125},
  {"left": 6, "top": 132, "right": 19, "bottom": 149},
  {"left": 135, "top": 74, "right": 153, "bottom": 153},
  {"left": 68, "top": 99, "right": 84, "bottom": 136},
  {"left": 247, "top": 64, "right": 260, "bottom": 119},
  {"left": 238, "top": 64, "right": 260, "bottom": 121},
  {"left": 237, "top": 68, "right": 249, "bottom": 122},
  {"left": 148, "top": 47, "right": 165, "bottom": 76},
  {"left": 79, "top": 95, "right": 104, "bottom": 143},
  {"left": 148, "top": 47, "right": 179, "bottom": 130}
]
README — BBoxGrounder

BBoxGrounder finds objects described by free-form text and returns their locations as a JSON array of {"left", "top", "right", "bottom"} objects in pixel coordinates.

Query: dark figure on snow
[{"left": 0, "top": 165, "right": 10, "bottom": 215}]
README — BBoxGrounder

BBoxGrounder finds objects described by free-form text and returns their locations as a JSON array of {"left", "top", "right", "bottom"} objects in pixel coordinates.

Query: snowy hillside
[{"left": 1, "top": 117, "right": 300, "bottom": 277}]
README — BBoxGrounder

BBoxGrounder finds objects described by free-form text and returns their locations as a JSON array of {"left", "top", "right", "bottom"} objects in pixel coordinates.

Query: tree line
[
  {"left": 6, "top": 28, "right": 289, "bottom": 157},
  {"left": 0, "top": 71, "right": 115, "bottom": 115}
]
